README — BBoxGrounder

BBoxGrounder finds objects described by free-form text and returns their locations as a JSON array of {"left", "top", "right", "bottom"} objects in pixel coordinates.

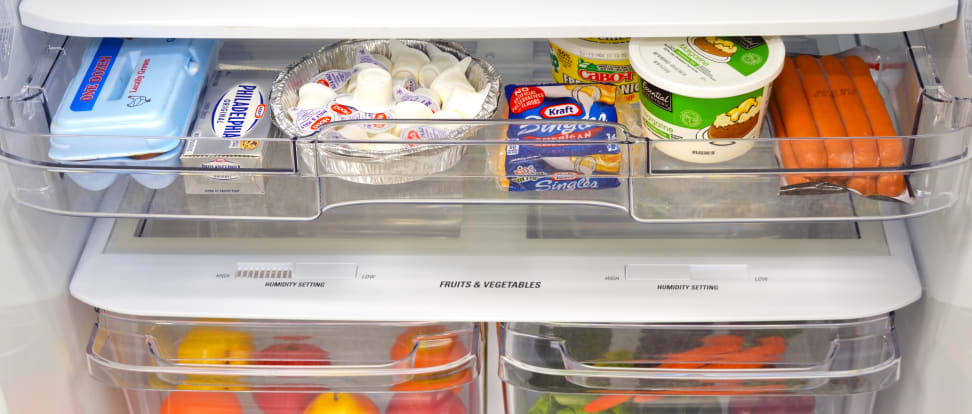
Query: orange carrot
[
  {"left": 664, "top": 336, "right": 744, "bottom": 360},
  {"left": 795, "top": 55, "right": 853, "bottom": 175},
  {"left": 584, "top": 395, "right": 634, "bottom": 412},
  {"left": 845, "top": 56, "right": 907, "bottom": 197},
  {"left": 586, "top": 337, "right": 789, "bottom": 408},
  {"left": 775, "top": 58, "right": 827, "bottom": 170},
  {"left": 701, "top": 336, "right": 787, "bottom": 369}
]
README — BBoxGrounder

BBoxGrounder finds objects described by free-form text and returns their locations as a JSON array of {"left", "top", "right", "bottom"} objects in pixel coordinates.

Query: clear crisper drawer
[
  {"left": 2, "top": 33, "right": 971, "bottom": 222},
  {"left": 87, "top": 311, "right": 483, "bottom": 414},
  {"left": 499, "top": 315, "right": 898, "bottom": 414}
]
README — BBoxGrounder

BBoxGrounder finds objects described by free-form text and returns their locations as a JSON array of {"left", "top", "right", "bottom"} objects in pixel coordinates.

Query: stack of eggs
[{"left": 286, "top": 40, "right": 490, "bottom": 151}]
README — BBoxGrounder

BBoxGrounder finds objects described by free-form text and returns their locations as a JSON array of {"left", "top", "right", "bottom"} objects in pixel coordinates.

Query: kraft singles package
[
  {"left": 181, "top": 70, "right": 275, "bottom": 195},
  {"left": 49, "top": 38, "right": 218, "bottom": 161},
  {"left": 500, "top": 83, "right": 622, "bottom": 191}
]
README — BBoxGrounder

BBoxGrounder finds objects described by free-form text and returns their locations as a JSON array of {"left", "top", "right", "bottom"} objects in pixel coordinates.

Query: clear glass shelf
[{"left": 2, "top": 32, "right": 970, "bottom": 222}]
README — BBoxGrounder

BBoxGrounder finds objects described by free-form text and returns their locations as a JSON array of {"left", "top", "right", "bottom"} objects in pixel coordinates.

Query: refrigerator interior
[{"left": 0, "top": 1, "right": 970, "bottom": 413}]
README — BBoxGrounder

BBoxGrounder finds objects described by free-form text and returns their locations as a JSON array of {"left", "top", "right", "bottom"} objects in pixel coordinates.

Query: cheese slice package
[{"left": 499, "top": 83, "right": 622, "bottom": 191}]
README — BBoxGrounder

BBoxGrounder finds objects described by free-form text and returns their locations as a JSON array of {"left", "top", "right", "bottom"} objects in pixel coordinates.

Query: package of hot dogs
[{"left": 769, "top": 52, "right": 912, "bottom": 203}]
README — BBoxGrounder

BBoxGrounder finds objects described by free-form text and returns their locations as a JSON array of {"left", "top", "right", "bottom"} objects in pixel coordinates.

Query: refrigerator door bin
[
  {"left": 500, "top": 316, "right": 898, "bottom": 414},
  {"left": 2, "top": 33, "right": 970, "bottom": 222},
  {"left": 87, "top": 311, "right": 484, "bottom": 414}
]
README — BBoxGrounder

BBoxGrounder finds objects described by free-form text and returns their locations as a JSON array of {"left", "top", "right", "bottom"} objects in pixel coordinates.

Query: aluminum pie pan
[
  {"left": 319, "top": 141, "right": 467, "bottom": 185},
  {"left": 271, "top": 39, "right": 501, "bottom": 159}
]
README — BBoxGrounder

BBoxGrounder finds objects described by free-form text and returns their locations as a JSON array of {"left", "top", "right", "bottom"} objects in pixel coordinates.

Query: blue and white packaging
[
  {"left": 501, "top": 83, "right": 622, "bottom": 192},
  {"left": 65, "top": 142, "right": 185, "bottom": 191},
  {"left": 505, "top": 155, "right": 622, "bottom": 192},
  {"left": 49, "top": 38, "right": 218, "bottom": 161},
  {"left": 181, "top": 70, "right": 275, "bottom": 195}
]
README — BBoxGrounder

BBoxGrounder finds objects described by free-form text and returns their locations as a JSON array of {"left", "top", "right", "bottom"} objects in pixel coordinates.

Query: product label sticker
[
  {"left": 355, "top": 48, "right": 390, "bottom": 71},
  {"left": 311, "top": 69, "right": 353, "bottom": 91},
  {"left": 211, "top": 83, "right": 265, "bottom": 146},
  {"left": 289, "top": 107, "right": 335, "bottom": 135},
  {"left": 506, "top": 157, "right": 620, "bottom": 191},
  {"left": 394, "top": 87, "right": 440, "bottom": 112},
  {"left": 639, "top": 80, "right": 766, "bottom": 141},
  {"left": 506, "top": 84, "right": 620, "bottom": 156},
  {"left": 655, "top": 37, "right": 771, "bottom": 85},
  {"left": 70, "top": 38, "right": 124, "bottom": 112},
  {"left": 550, "top": 40, "right": 638, "bottom": 102}
]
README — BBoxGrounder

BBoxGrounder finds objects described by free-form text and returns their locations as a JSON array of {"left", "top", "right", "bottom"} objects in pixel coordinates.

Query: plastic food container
[
  {"left": 65, "top": 141, "right": 184, "bottom": 191},
  {"left": 49, "top": 38, "right": 217, "bottom": 160},
  {"left": 500, "top": 315, "right": 899, "bottom": 414},
  {"left": 629, "top": 37, "right": 785, "bottom": 164},
  {"left": 87, "top": 311, "right": 483, "bottom": 414},
  {"left": 549, "top": 38, "right": 639, "bottom": 105}
]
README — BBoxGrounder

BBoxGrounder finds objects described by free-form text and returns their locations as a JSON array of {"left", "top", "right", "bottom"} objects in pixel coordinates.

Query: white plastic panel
[
  {"left": 19, "top": 0, "right": 959, "bottom": 39},
  {"left": 0, "top": 164, "right": 125, "bottom": 414},
  {"left": 69, "top": 211, "right": 921, "bottom": 322},
  {"left": 877, "top": 15, "right": 972, "bottom": 414}
]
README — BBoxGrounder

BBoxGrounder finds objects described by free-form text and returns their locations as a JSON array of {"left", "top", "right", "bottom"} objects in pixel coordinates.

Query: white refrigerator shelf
[
  {"left": 19, "top": 0, "right": 959, "bottom": 39},
  {"left": 69, "top": 211, "right": 920, "bottom": 322}
]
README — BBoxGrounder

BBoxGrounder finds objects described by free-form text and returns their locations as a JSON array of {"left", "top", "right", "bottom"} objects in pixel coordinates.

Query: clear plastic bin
[
  {"left": 87, "top": 311, "right": 483, "bottom": 414},
  {"left": 500, "top": 315, "right": 898, "bottom": 414},
  {"left": 0, "top": 32, "right": 969, "bottom": 222}
]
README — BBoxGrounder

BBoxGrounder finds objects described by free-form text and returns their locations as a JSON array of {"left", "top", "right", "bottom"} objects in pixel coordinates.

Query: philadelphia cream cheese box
[{"left": 181, "top": 70, "right": 275, "bottom": 194}]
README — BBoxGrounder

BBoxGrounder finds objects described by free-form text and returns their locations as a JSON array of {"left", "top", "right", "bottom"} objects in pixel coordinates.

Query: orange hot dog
[
  {"left": 844, "top": 56, "right": 907, "bottom": 197},
  {"left": 768, "top": 93, "right": 788, "bottom": 138},
  {"left": 775, "top": 58, "right": 827, "bottom": 170},
  {"left": 795, "top": 55, "right": 854, "bottom": 175},
  {"left": 820, "top": 56, "right": 881, "bottom": 195},
  {"left": 769, "top": 96, "right": 809, "bottom": 185}
]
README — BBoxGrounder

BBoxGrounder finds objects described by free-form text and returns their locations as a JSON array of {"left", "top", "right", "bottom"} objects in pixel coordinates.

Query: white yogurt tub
[
  {"left": 549, "top": 38, "right": 639, "bottom": 104},
  {"left": 628, "top": 36, "right": 785, "bottom": 164}
]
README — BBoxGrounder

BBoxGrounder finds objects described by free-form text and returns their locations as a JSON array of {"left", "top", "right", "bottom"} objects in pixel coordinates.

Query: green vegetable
[
  {"left": 528, "top": 395, "right": 559, "bottom": 414},
  {"left": 555, "top": 407, "right": 585, "bottom": 414},
  {"left": 529, "top": 326, "right": 613, "bottom": 388},
  {"left": 610, "top": 400, "right": 635, "bottom": 414},
  {"left": 553, "top": 395, "right": 596, "bottom": 407},
  {"left": 553, "top": 327, "right": 614, "bottom": 362}
]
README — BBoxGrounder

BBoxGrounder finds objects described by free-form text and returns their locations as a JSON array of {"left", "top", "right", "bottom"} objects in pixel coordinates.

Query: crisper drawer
[
  {"left": 499, "top": 315, "right": 898, "bottom": 414},
  {"left": 87, "top": 311, "right": 483, "bottom": 414}
]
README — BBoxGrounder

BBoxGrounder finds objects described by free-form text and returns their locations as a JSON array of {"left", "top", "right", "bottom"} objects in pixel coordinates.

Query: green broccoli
[{"left": 528, "top": 395, "right": 560, "bottom": 414}]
